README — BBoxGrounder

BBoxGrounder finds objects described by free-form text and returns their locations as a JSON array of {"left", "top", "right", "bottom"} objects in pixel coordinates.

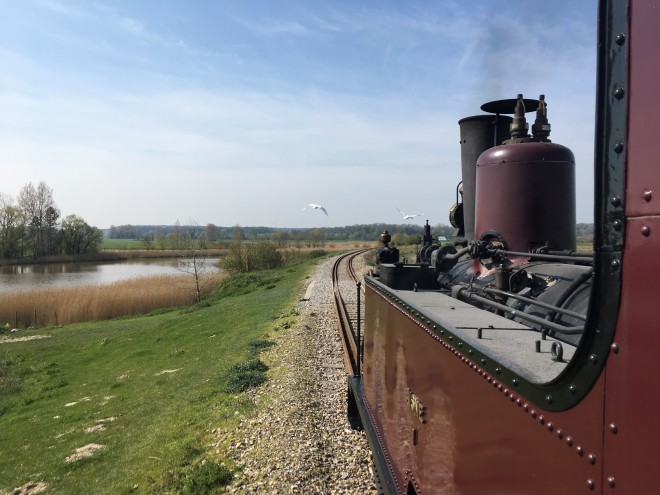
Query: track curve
[{"left": 332, "top": 249, "right": 371, "bottom": 376}]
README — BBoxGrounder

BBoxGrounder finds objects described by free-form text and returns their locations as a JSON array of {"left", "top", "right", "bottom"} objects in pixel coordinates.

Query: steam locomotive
[{"left": 347, "top": 1, "right": 660, "bottom": 493}]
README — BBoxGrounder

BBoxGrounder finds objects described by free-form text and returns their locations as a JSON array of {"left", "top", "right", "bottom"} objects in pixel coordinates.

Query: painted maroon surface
[
  {"left": 474, "top": 142, "right": 576, "bottom": 252},
  {"left": 626, "top": 0, "right": 660, "bottom": 218},
  {"left": 602, "top": 218, "right": 660, "bottom": 493},
  {"left": 363, "top": 285, "right": 606, "bottom": 494},
  {"left": 601, "top": 3, "right": 660, "bottom": 490},
  {"left": 360, "top": 2, "right": 660, "bottom": 493}
]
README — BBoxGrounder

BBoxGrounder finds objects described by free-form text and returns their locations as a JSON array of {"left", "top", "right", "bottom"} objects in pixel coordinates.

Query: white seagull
[
  {"left": 303, "top": 204, "right": 328, "bottom": 216},
  {"left": 397, "top": 208, "right": 424, "bottom": 220}
]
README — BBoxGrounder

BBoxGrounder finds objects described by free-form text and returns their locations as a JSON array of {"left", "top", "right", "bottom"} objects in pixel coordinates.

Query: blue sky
[{"left": 1, "top": 0, "right": 598, "bottom": 229}]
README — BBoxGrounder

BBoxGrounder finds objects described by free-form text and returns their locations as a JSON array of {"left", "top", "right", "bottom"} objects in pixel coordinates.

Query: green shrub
[
  {"left": 248, "top": 339, "right": 275, "bottom": 357},
  {"left": 222, "top": 241, "right": 284, "bottom": 274},
  {"left": 181, "top": 461, "right": 232, "bottom": 493},
  {"left": 149, "top": 458, "right": 232, "bottom": 494},
  {"left": 224, "top": 359, "right": 269, "bottom": 393}
]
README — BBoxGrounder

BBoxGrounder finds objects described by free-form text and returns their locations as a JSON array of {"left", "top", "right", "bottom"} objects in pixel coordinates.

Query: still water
[{"left": 0, "top": 258, "right": 220, "bottom": 293}]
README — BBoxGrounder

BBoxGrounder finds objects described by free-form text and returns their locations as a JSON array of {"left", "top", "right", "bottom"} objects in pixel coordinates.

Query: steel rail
[{"left": 332, "top": 249, "right": 371, "bottom": 376}]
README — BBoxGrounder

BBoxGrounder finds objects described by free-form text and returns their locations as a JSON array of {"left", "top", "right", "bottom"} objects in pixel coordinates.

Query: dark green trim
[{"left": 347, "top": 376, "right": 400, "bottom": 495}]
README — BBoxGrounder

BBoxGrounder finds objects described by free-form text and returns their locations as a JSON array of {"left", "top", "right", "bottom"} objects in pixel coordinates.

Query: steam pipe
[
  {"left": 546, "top": 268, "right": 594, "bottom": 323},
  {"left": 453, "top": 286, "right": 584, "bottom": 335},
  {"left": 494, "top": 249, "right": 593, "bottom": 264},
  {"left": 444, "top": 246, "right": 470, "bottom": 261},
  {"left": 481, "top": 288, "right": 587, "bottom": 321}
]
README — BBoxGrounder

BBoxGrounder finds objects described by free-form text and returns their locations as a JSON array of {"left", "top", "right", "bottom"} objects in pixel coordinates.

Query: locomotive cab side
[{"left": 348, "top": 1, "right": 660, "bottom": 493}]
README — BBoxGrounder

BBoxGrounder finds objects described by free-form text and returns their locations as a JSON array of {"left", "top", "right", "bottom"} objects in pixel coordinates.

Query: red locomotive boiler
[{"left": 348, "top": 0, "right": 660, "bottom": 493}]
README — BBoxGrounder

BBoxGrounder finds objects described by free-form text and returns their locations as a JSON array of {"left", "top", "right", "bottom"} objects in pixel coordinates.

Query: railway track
[{"left": 332, "top": 249, "right": 371, "bottom": 376}]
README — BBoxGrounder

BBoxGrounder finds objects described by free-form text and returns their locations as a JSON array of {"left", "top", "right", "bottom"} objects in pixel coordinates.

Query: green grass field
[
  {"left": 0, "top": 254, "right": 322, "bottom": 494},
  {"left": 100, "top": 238, "right": 145, "bottom": 250}
]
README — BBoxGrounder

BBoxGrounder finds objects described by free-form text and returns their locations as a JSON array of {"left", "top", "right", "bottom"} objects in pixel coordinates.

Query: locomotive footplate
[{"left": 367, "top": 276, "right": 575, "bottom": 384}]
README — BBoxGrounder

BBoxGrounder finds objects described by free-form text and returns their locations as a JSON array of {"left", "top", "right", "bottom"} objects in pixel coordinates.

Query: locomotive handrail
[
  {"left": 481, "top": 287, "right": 588, "bottom": 321},
  {"left": 494, "top": 249, "right": 594, "bottom": 264},
  {"left": 454, "top": 286, "right": 584, "bottom": 335}
]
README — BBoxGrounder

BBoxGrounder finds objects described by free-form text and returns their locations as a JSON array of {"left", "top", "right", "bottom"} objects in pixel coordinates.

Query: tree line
[
  {"left": 0, "top": 181, "right": 102, "bottom": 259},
  {"left": 1, "top": 181, "right": 595, "bottom": 261},
  {"left": 110, "top": 222, "right": 596, "bottom": 248},
  {"left": 108, "top": 222, "right": 459, "bottom": 246}
]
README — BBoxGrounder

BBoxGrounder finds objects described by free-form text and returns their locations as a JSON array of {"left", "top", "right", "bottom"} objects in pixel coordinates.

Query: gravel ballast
[{"left": 214, "top": 255, "right": 378, "bottom": 494}]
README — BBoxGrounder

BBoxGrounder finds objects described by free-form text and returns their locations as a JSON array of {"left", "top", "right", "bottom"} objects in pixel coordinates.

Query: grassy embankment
[{"left": 0, "top": 250, "right": 330, "bottom": 494}]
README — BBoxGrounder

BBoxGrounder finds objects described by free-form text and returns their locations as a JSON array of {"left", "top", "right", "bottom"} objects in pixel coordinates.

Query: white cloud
[{"left": 1, "top": 0, "right": 598, "bottom": 228}]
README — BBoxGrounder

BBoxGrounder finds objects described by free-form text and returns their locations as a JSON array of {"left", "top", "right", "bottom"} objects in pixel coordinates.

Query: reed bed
[{"left": 0, "top": 273, "right": 224, "bottom": 328}]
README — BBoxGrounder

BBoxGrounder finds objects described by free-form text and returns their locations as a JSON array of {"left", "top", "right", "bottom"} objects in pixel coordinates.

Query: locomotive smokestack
[{"left": 457, "top": 115, "right": 512, "bottom": 242}]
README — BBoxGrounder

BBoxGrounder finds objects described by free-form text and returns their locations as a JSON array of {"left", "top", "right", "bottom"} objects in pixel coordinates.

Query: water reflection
[{"left": 0, "top": 258, "right": 219, "bottom": 293}]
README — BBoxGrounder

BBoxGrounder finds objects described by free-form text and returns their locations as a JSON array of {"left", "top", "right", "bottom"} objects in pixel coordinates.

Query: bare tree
[
  {"left": 0, "top": 193, "right": 26, "bottom": 258},
  {"left": 271, "top": 231, "right": 290, "bottom": 247},
  {"left": 305, "top": 228, "right": 326, "bottom": 248},
  {"left": 204, "top": 223, "right": 220, "bottom": 243},
  {"left": 231, "top": 224, "right": 245, "bottom": 241},
  {"left": 17, "top": 181, "right": 60, "bottom": 256},
  {"left": 173, "top": 220, "right": 215, "bottom": 303}
]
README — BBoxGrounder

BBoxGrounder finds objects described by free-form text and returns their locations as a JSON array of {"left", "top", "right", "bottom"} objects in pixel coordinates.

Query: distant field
[
  {"left": 576, "top": 242, "right": 593, "bottom": 253},
  {"left": 100, "top": 238, "right": 377, "bottom": 252},
  {"left": 100, "top": 238, "right": 144, "bottom": 250},
  {"left": 0, "top": 252, "right": 331, "bottom": 494}
]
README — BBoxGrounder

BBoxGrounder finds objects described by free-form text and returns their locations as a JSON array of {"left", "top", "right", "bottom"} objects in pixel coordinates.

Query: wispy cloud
[
  {"left": 2, "top": 0, "right": 598, "bottom": 228},
  {"left": 236, "top": 18, "right": 312, "bottom": 36}
]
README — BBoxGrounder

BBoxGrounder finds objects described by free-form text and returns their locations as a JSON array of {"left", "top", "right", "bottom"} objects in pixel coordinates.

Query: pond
[{"left": 0, "top": 258, "right": 220, "bottom": 293}]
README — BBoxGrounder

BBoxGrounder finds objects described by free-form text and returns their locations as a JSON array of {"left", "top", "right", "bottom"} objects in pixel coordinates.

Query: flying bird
[
  {"left": 303, "top": 204, "right": 328, "bottom": 216},
  {"left": 397, "top": 208, "right": 424, "bottom": 220}
]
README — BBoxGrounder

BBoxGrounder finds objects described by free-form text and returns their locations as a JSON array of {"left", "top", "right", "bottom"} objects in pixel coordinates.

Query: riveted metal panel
[
  {"left": 625, "top": 0, "right": 660, "bottom": 217},
  {"left": 362, "top": 278, "right": 605, "bottom": 494},
  {"left": 602, "top": 217, "right": 660, "bottom": 493},
  {"left": 602, "top": 0, "right": 660, "bottom": 491}
]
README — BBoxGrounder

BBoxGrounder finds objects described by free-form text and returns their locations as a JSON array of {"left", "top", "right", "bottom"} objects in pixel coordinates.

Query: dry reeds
[{"left": 0, "top": 273, "right": 225, "bottom": 328}]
